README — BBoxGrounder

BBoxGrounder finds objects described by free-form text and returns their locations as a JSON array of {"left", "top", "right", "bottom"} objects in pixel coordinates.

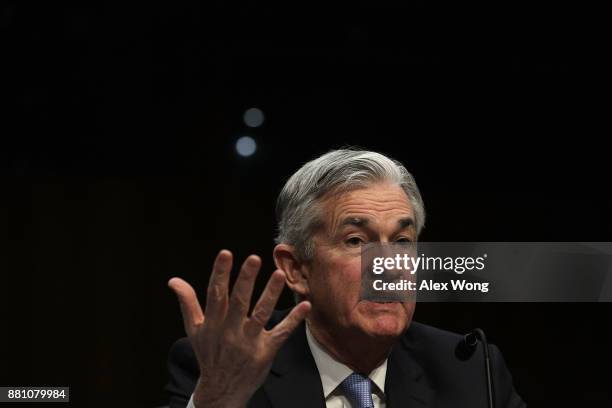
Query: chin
[
  {"left": 368, "top": 316, "right": 407, "bottom": 337},
  {"left": 357, "top": 311, "right": 408, "bottom": 339},
  {"left": 352, "top": 301, "right": 413, "bottom": 339}
]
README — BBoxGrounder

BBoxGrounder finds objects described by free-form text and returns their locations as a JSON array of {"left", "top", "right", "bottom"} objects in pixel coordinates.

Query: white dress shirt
[
  {"left": 186, "top": 324, "right": 388, "bottom": 408},
  {"left": 305, "top": 324, "right": 387, "bottom": 408}
]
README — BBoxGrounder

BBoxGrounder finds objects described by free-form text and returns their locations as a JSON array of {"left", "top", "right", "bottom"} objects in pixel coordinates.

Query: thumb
[{"left": 168, "top": 277, "right": 205, "bottom": 336}]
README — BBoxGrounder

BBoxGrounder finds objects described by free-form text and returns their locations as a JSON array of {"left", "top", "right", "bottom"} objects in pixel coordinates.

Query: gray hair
[{"left": 275, "top": 148, "right": 425, "bottom": 261}]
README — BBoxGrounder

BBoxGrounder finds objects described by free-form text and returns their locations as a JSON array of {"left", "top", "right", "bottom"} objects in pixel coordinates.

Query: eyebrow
[
  {"left": 339, "top": 216, "right": 415, "bottom": 229},
  {"left": 398, "top": 217, "right": 415, "bottom": 229},
  {"left": 340, "top": 217, "right": 370, "bottom": 227}
]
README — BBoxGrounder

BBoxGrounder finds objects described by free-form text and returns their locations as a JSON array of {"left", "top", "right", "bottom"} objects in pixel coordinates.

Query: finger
[
  {"left": 267, "top": 301, "right": 311, "bottom": 350},
  {"left": 226, "top": 254, "right": 262, "bottom": 327},
  {"left": 245, "top": 269, "right": 286, "bottom": 334},
  {"left": 205, "top": 249, "right": 233, "bottom": 322},
  {"left": 168, "top": 277, "right": 204, "bottom": 337}
]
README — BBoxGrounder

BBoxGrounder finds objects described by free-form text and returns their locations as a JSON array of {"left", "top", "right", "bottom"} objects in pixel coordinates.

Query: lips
[{"left": 364, "top": 300, "right": 401, "bottom": 310}]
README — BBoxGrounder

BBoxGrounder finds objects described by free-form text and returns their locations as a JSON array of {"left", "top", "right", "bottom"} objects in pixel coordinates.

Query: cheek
[
  {"left": 404, "top": 302, "right": 416, "bottom": 321},
  {"left": 312, "top": 258, "right": 361, "bottom": 300},
  {"left": 327, "top": 258, "right": 362, "bottom": 301}
]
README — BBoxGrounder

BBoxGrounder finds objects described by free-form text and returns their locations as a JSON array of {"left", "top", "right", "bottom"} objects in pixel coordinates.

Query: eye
[
  {"left": 345, "top": 236, "right": 365, "bottom": 247},
  {"left": 395, "top": 237, "right": 413, "bottom": 243}
]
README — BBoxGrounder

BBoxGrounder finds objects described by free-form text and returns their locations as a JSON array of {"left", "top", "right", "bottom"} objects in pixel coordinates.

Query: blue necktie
[{"left": 340, "top": 372, "right": 375, "bottom": 408}]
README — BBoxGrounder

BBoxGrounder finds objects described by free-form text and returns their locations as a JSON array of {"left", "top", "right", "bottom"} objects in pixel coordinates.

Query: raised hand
[{"left": 168, "top": 250, "right": 311, "bottom": 408}]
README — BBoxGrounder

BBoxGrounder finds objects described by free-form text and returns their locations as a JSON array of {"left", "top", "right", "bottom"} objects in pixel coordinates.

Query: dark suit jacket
[{"left": 167, "top": 310, "right": 526, "bottom": 408}]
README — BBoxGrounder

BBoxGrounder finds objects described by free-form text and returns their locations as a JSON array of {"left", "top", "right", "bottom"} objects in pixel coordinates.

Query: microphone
[{"left": 455, "top": 328, "right": 495, "bottom": 408}]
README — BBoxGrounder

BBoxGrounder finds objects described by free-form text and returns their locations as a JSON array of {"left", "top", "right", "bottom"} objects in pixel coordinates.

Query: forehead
[{"left": 320, "top": 182, "right": 414, "bottom": 228}]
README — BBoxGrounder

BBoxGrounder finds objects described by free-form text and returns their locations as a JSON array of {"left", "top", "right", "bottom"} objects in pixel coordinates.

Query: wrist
[{"left": 193, "top": 378, "right": 247, "bottom": 408}]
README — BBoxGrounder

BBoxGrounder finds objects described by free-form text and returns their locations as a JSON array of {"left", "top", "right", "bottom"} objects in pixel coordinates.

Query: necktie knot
[{"left": 340, "top": 372, "right": 375, "bottom": 408}]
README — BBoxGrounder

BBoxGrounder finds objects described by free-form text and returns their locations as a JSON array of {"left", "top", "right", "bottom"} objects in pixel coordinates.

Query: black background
[{"left": 2, "top": 2, "right": 610, "bottom": 407}]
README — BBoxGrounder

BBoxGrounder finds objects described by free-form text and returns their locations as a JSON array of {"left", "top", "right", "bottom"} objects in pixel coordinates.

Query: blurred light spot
[
  {"left": 243, "top": 108, "right": 265, "bottom": 128},
  {"left": 236, "top": 136, "right": 257, "bottom": 157}
]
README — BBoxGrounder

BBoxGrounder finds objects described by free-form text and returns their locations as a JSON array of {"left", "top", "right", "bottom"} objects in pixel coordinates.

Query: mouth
[
  {"left": 363, "top": 300, "right": 401, "bottom": 308},
  {"left": 366, "top": 298, "right": 400, "bottom": 303}
]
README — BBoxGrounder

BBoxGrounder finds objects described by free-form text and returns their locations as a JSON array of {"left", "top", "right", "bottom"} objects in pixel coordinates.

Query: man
[{"left": 166, "top": 149, "right": 525, "bottom": 407}]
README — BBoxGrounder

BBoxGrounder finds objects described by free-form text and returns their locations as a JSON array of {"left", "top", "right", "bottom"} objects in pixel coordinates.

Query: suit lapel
[
  {"left": 262, "top": 314, "right": 433, "bottom": 408},
  {"left": 385, "top": 330, "right": 434, "bottom": 407},
  {"left": 263, "top": 323, "right": 326, "bottom": 408}
]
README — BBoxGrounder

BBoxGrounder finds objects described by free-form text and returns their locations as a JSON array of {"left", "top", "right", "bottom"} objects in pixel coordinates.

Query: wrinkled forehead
[{"left": 319, "top": 182, "right": 415, "bottom": 234}]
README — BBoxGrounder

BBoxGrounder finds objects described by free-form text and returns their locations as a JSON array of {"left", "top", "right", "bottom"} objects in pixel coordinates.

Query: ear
[{"left": 273, "top": 244, "right": 310, "bottom": 298}]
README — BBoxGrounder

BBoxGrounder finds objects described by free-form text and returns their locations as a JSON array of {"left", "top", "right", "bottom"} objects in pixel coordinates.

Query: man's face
[{"left": 305, "top": 182, "right": 417, "bottom": 340}]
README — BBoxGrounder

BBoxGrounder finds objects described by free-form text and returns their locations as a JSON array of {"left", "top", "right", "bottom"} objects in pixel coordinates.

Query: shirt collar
[{"left": 305, "top": 323, "right": 387, "bottom": 398}]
